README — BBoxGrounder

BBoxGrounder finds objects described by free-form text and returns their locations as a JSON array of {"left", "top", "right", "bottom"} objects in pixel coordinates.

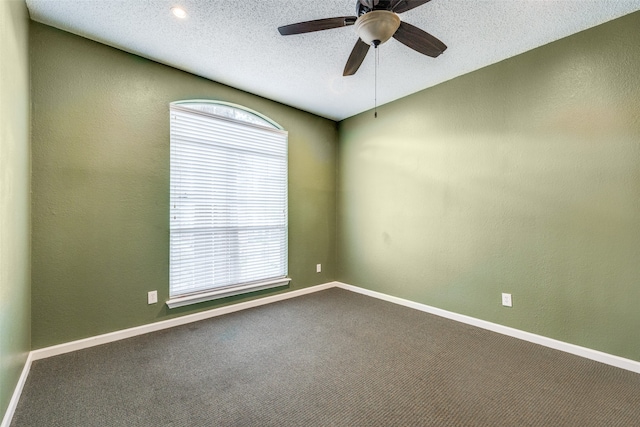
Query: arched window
[{"left": 168, "top": 101, "right": 289, "bottom": 308}]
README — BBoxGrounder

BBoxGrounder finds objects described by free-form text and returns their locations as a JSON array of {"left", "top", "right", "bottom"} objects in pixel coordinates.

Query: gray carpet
[{"left": 11, "top": 288, "right": 640, "bottom": 426}]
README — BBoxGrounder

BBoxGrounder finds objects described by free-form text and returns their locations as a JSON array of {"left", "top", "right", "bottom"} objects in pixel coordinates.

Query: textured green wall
[
  {"left": 30, "top": 22, "right": 337, "bottom": 349},
  {"left": 0, "top": 0, "right": 31, "bottom": 420},
  {"left": 338, "top": 12, "right": 640, "bottom": 361}
]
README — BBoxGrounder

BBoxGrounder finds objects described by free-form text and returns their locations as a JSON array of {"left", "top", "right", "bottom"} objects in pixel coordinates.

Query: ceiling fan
[{"left": 278, "top": 0, "right": 447, "bottom": 76}]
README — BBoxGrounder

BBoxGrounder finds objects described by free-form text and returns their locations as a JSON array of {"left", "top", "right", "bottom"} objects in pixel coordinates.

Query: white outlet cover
[
  {"left": 502, "top": 293, "right": 512, "bottom": 307},
  {"left": 316, "top": 264, "right": 321, "bottom": 273},
  {"left": 148, "top": 290, "right": 158, "bottom": 305}
]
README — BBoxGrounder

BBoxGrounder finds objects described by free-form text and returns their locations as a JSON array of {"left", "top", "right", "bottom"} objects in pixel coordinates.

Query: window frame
[{"left": 167, "top": 100, "right": 290, "bottom": 309}]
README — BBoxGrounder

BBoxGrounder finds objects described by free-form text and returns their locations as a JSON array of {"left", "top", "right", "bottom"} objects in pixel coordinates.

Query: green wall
[
  {"left": 30, "top": 22, "right": 337, "bottom": 349},
  {"left": 338, "top": 12, "right": 640, "bottom": 361},
  {"left": 0, "top": 0, "right": 31, "bottom": 420},
  {"left": 22, "top": 4, "right": 640, "bottom": 366}
]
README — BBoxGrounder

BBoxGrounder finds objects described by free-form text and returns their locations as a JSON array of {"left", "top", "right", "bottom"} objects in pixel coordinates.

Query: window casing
[{"left": 168, "top": 101, "right": 289, "bottom": 308}]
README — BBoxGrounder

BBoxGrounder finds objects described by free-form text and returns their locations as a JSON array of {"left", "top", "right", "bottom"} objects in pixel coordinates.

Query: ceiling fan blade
[
  {"left": 390, "top": 0, "right": 432, "bottom": 14},
  {"left": 278, "top": 16, "right": 357, "bottom": 36},
  {"left": 393, "top": 21, "right": 447, "bottom": 57},
  {"left": 343, "top": 39, "right": 370, "bottom": 76}
]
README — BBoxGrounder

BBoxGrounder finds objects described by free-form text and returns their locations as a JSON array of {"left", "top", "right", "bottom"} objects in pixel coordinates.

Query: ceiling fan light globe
[{"left": 354, "top": 10, "right": 400, "bottom": 46}]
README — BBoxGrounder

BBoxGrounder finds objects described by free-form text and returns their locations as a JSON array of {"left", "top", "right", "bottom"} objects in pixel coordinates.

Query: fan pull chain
[{"left": 374, "top": 42, "right": 379, "bottom": 118}]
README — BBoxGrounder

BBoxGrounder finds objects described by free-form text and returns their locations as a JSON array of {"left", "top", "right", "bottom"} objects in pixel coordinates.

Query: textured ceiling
[{"left": 26, "top": 0, "right": 640, "bottom": 121}]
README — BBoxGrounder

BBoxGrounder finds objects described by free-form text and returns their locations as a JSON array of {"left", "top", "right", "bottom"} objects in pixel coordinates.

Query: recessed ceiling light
[{"left": 171, "top": 7, "right": 187, "bottom": 19}]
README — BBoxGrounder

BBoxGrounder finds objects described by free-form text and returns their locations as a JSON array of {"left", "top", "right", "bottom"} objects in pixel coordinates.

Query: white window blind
[{"left": 169, "top": 102, "right": 288, "bottom": 308}]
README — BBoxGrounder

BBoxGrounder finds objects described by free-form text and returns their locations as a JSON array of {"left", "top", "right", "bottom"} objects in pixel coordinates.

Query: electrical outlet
[
  {"left": 148, "top": 290, "right": 158, "bottom": 305},
  {"left": 501, "top": 293, "right": 512, "bottom": 307},
  {"left": 316, "top": 264, "right": 322, "bottom": 273}
]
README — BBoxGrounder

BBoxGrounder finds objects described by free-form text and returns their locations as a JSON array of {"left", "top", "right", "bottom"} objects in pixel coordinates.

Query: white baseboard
[
  {"left": 1, "top": 352, "right": 33, "bottom": 427},
  {"left": 335, "top": 282, "right": 640, "bottom": 374},
  {"left": 5, "top": 279, "right": 639, "bottom": 427},
  {"left": 3, "top": 282, "right": 336, "bottom": 426},
  {"left": 31, "top": 281, "right": 338, "bottom": 361}
]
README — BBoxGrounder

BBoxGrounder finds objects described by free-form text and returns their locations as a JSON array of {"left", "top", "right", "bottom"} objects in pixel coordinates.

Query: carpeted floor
[{"left": 11, "top": 288, "right": 640, "bottom": 426}]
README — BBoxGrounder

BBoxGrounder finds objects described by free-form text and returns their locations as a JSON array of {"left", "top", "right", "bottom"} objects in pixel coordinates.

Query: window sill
[{"left": 166, "top": 278, "right": 292, "bottom": 309}]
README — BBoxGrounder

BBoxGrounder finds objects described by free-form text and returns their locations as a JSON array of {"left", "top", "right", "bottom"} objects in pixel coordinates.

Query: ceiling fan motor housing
[
  {"left": 354, "top": 10, "right": 401, "bottom": 46},
  {"left": 356, "top": 0, "right": 393, "bottom": 16}
]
